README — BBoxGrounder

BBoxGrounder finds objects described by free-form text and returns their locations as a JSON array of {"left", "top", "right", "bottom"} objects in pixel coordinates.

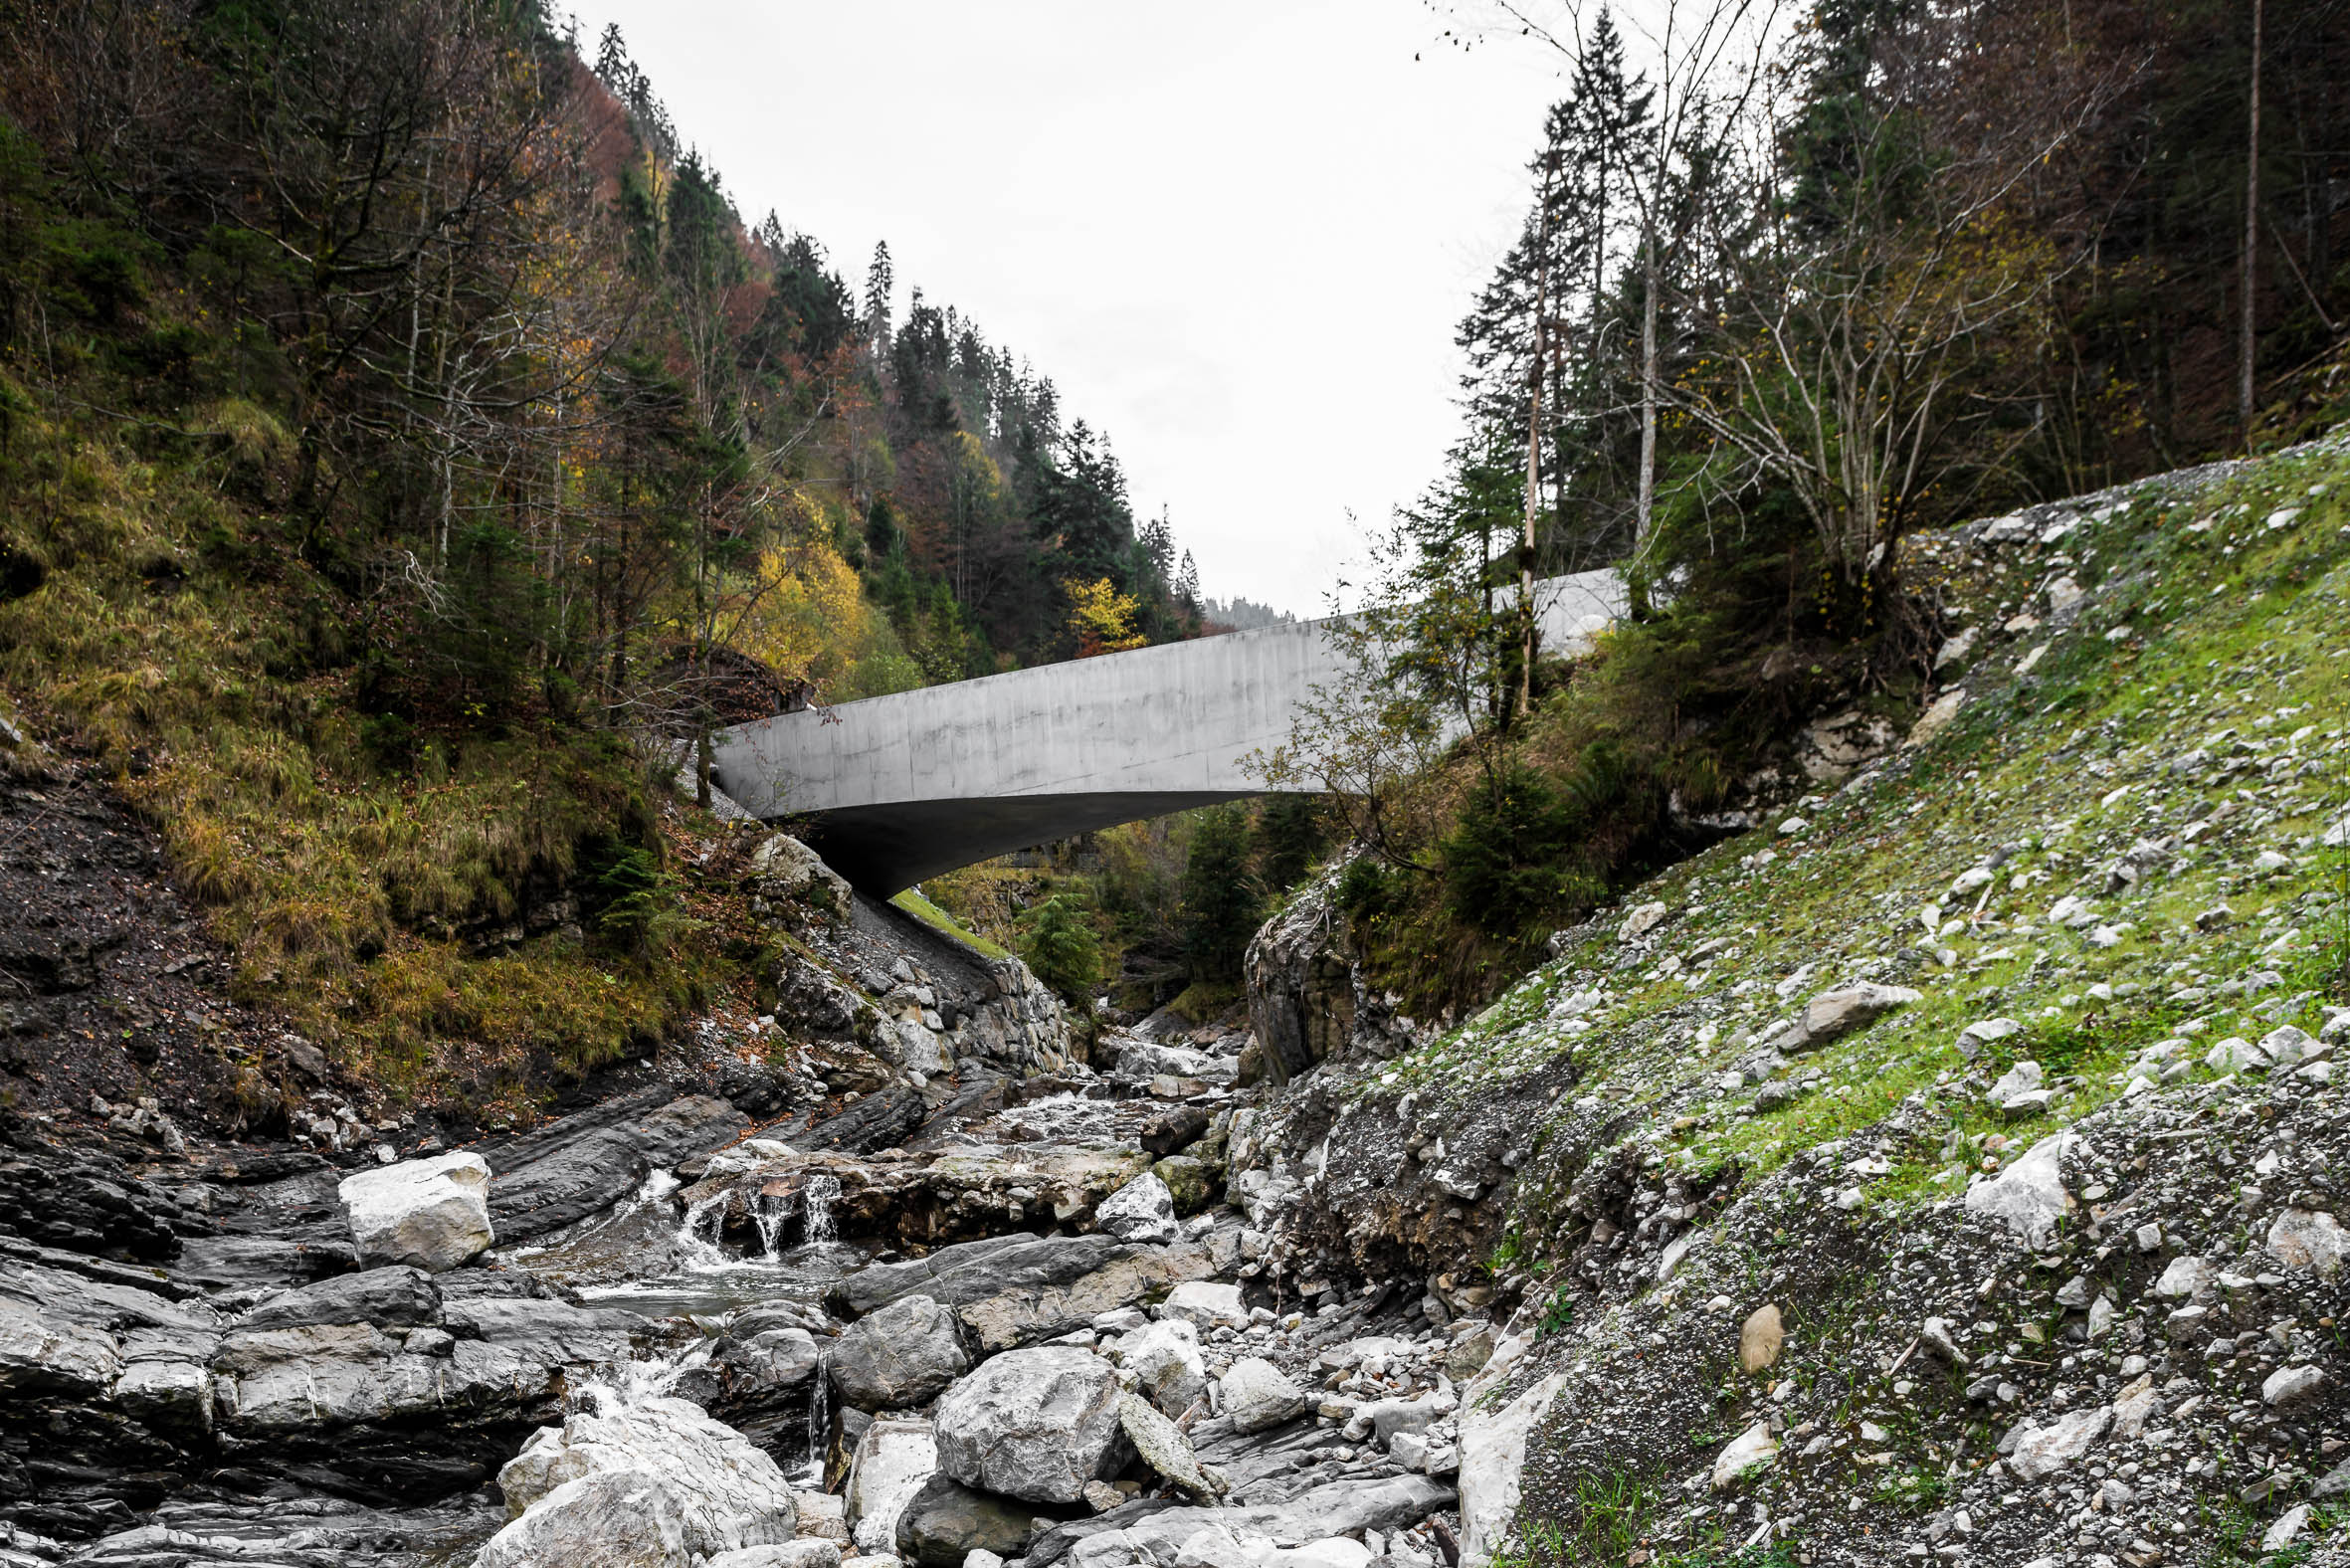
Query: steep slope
[{"left": 1231, "top": 432, "right": 2350, "bottom": 1565}]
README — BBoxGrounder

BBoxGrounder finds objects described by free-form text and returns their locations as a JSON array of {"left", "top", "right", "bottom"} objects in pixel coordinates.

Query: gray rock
[
  {"left": 933, "top": 1346, "right": 1127, "bottom": 1504},
  {"left": 236, "top": 1267, "right": 441, "bottom": 1331},
  {"left": 2266, "top": 1209, "right": 2347, "bottom": 1277},
  {"left": 1028, "top": 1477, "right": 1456, "bottom": 1568},
  {"left": 1218, "top": 1356, "right": 1307, "bottom": 1434},
  {"left": 831, "top": 1234, "right": 1214, "bottom": 1355},
  {"left": 1111, "top": 1316, "right": 1206, "bottom": 1415},
  {"left": 892, "top": 1473, "right": 1044, "bottom": 1568},
  {"left": 1963, "top": 1132, "right": 2075, "bottom": 1249},
  {"left": 708, "top": 1545, "right": 846, "bottom": 1568},
  {"left": 337, "top": 1154, "right": 493, "bottom": 1273},
  {"left": 830, "top": 1295, "right": 970, "bottom": 1413},
  {"left": 2003, "top": 1406, "right": 2111, "bottom": 1481},
  {"left": 1118, "top": 1392, "right": 1223, "bottom": 1501},
  {"left": 489, "top": 1088, "right": 750, "bottom": 1243},
  {"left": 473, "top": 1469, "right": 696, "bottom": 1568},
  {"left": 488, "top": 1389, "right": 798, "bottom": 1561},
  {"left": 845, "top": 1417, "right": 939, "bottom": 1554},
  {"left": 1095, "top": 1173, "right": 1179, "bottom": 1245}
]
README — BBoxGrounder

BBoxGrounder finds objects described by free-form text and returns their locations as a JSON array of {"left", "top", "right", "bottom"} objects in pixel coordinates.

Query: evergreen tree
[{"left": 1181, "top": 804, "right": 1262, "bottom": 984}]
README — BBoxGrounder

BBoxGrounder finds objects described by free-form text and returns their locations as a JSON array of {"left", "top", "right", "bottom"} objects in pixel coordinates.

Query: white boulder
[
  {"left": 337, "top": 1152, "right": 493, "bottom": 1272},
  {"left": 484, "top": 1389, "right": 798, "bottom": 1565},
  {"left": 1096, "top": 1172, "right": 1180, "bottom": 1245}
]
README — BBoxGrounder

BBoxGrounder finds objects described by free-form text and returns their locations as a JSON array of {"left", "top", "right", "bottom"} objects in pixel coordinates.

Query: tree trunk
[
  {"left": 1636, "top": 234, "right": 1660, "bottom": 607},
  {"left": 2241, "top": 0, "right": 2263, "bottom": 441}
]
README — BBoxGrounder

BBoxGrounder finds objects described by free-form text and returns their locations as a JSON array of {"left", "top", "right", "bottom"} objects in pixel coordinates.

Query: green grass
[
  {"left": 891, "top": 886, "right": 1011, "bottom": 960},
  {"left": 1359, "top": 431, "right": 2350, "bottom": 1262}
]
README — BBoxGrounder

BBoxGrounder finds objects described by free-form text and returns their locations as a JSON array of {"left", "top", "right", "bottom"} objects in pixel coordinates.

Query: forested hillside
[
  {"left": 0, "top": 0, "right": 1207, "bottom": 1102},
  {"left": 1278, "top": 0, "right": 2350, "bottom": 1017}
]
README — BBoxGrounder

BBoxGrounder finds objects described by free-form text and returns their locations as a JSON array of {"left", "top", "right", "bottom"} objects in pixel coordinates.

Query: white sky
[{"left": 559, "top": 1, "right": 1583, "bottom": 617}]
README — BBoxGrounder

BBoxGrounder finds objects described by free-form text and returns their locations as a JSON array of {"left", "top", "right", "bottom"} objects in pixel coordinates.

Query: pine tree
[{"left": 863, "top": 240, "right": 893, "bottom": 358}]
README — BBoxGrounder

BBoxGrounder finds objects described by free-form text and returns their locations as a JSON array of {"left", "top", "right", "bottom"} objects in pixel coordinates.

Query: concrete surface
[{"left": 710, "top": 571, "right": 1624, "bottom": 891}]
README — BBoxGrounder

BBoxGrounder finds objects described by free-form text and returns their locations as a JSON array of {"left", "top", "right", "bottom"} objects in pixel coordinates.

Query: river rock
[
  {"left": 709, "top": 1544, "right": 846, "bottom": 1568},
  {"left": 338, "top": 1153, "right": 493, "bottom": 1272},
  {"left": 832, "top": 1233, "right": 1215, "bottom": 1355},
  {"left": 1112, "top": 1316, "right": 1206, "bottom": 1414},
  {"left": 489, "top": 1087, "right": 750, "bottom": 1243},
  {"left": 846, "top": 1417, "right": 939, "bottom": 1554},
  {"left": 489, "top": 1388, "right": 798, "bottom": 1560},
  {"left": 1095, "top": 1173, "right": 1179, "bottom": 1245},
  {"left": 1160, "top": 1281, "right": 1247, "bottom": 1331},
  {"left": 235, "top": 1266, "right": 440, "bottom": 1331},
  {"left": 892, "top": 1472, "right": 1043, "bottom": 1568},
  {"left": 474, "top": 1468, "right": 696, "bottom": 1568},
  {"left": 933, "top": 1346, "right": 1127, "bottom": 1504},
  {"left": 1151, "top": 1156, "right": 1214, "bottom": 1216},
  {"left": 1119, "top": 1391, "right": 1223, "bottom": 1500},
  {"left": 1029, "top": 1476, "right": 1455, "bottom": 1568},
  {"left": 1218, "top": 1356, "right": 1307, "bottom": 1433},
  {"left": 830, "top": 1294, "right": 970, "bottom": 1412}
]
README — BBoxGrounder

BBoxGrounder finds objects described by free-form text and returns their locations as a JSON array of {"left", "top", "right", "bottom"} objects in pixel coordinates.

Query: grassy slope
[
  {"left": 1383, "top": 429, "right": 2349, "bottom": 1262},
  {"left": 0, "top": 379, "right": 767, "bottom": 1117}
]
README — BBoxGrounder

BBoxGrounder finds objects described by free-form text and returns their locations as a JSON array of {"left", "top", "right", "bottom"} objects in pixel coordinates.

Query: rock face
[
  {"left": 932, "top": 1347, "right": 1128, "bottom": 1505},
  {"left": 484, "top": 1387, "right": 800, "bottom": 1564},
  {"left": 1244, "top": 872, "right": 1419, "bottom": 1081},
  {"left": 488, "top": 1089, "right": 751, "bottom": 1244},
  {"left": 828, "top": 1294, "right": 970, "bottom": 1412},
  {"left": 337, "top": 1153, "right": 493, "bottom": 1272}
]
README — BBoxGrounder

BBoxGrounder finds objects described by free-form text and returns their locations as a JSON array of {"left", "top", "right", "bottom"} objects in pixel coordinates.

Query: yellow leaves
[
  {"left": 1065, "top": 577, "right": 1146, "bottom": 658},
  {"left": 735, "top": 536, "right": 871, "bottom": 691}
]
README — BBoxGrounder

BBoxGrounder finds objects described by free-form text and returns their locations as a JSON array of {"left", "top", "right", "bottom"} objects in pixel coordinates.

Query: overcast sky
[{"left": 560, "top": 2, "right": 1582, "bottom": 616}]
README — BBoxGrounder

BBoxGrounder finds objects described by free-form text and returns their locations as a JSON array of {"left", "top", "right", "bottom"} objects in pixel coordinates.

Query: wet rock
[
  {"left": 1151, "top": 1157, "right": 1214, "bottom": 1217},
  {"left": 933, "top": 1346, "right": 1127, "bottom": 1505},
  {"left": 1219, "top": 1356, "right": 1307, "bottom": 1434},
  {"left": 489, "top": 1088, "right": 750, "bottom": 1243},
  {"left": 235, "top": 1265, "right": 440, "bottom": 1331},
  {"left": 338, "top": 1153, "right": 492, "bottom": 1273},
  {"left": 892, "top": 1474, "right": 1042, "bottom": 1568},
  {"left": 829, "top": 1294, "right": 970, "bottom": 1413}
]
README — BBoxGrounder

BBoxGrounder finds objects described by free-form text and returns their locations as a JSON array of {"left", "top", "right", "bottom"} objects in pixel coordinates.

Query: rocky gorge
[{"left": 2, "top": 434, "right": 2350, "bottom": 1568}]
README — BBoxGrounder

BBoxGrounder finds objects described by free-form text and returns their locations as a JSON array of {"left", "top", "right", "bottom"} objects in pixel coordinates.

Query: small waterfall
[
  {"left": 751, "top": 1192, "right": 791, "bottom": 1262},
  {"left": 677, "top": 1191, "right": 731, "bottom": 1270},
  {"left": 805, "top": 1342, "right": 832, "bottom": 1485},
  {"left": 801, "top": 1174, "right": 841, "bottom": 1246}
]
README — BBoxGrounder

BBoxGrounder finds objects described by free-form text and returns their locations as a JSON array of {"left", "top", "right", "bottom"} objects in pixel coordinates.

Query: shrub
[{"left": 1019, "top": 892, "right": 1103, "bottom": 1006}]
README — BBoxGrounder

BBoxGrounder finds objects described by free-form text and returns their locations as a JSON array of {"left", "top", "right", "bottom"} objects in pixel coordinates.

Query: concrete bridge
[{"left": 709, "top": 570, "right": 1625, "bottom": 893}]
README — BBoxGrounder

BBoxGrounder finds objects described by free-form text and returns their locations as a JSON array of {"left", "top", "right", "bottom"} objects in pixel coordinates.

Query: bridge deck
[{"left": 709, "top": 570, "right": 1623, "bottom": 892}]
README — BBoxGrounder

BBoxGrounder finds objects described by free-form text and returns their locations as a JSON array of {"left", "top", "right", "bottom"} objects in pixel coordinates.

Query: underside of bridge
[{"left": 795, "top": 789, "right": 1266, "bottom": 894}]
